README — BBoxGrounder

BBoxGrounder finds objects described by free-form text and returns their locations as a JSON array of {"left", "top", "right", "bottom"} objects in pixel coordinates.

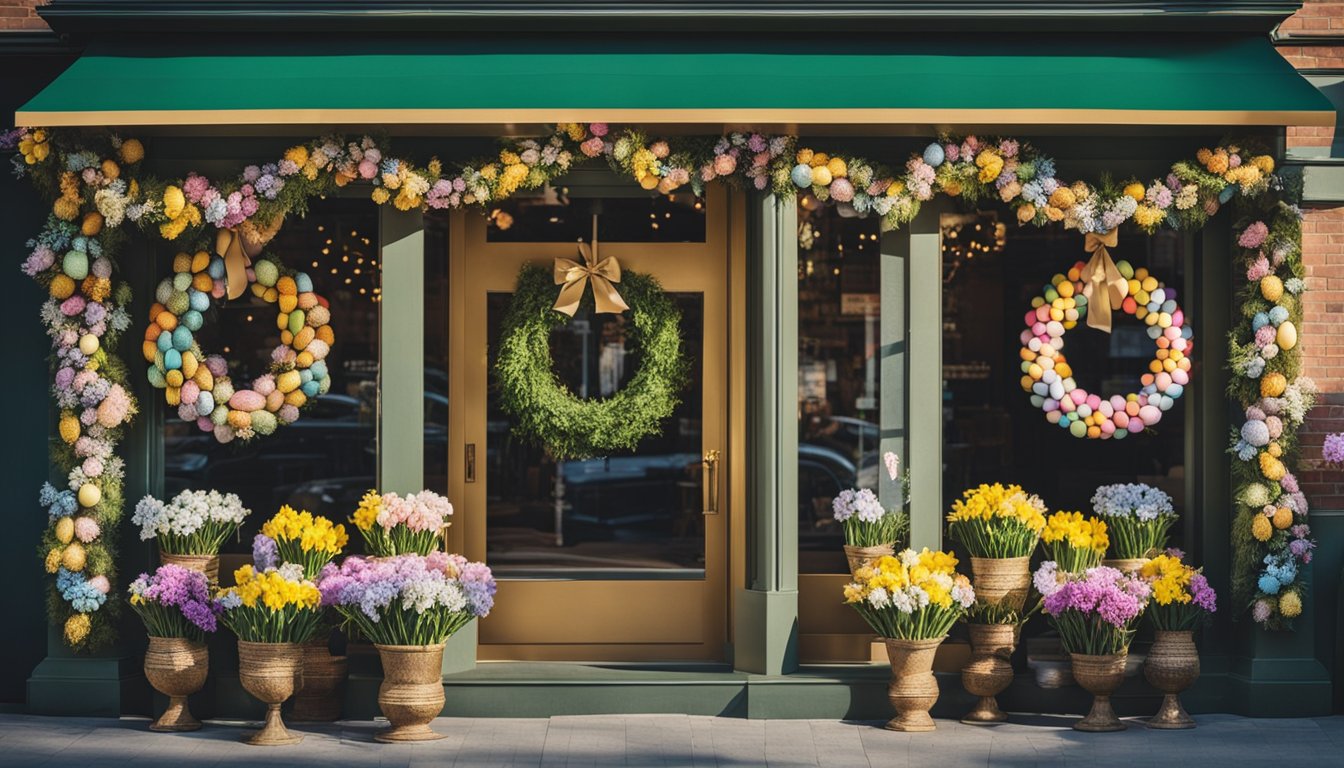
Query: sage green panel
[
  {"left": 378, "top": 207, "right": 425, "bottom": 494},
  {"left": 17, "top": 36, "right": 1333, "bottom": 119},
  {"left": 906, "top": 207, "right": 944, "bottom": 551},
  {"left": 878, "top": 231, "right": 906, "bottom": 517}
]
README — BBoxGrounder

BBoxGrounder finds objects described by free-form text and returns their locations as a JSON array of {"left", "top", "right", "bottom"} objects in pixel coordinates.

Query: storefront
[{"left": 2, "top": 1, "right": 1340, "bottom": 724}]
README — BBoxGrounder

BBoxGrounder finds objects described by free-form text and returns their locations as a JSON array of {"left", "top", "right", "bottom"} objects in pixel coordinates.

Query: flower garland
[
  {"left": 494, "top": 263, "right": 687, "bottom": 460},
  {"left": 5, "top": 126, "right": 1307, "bottom": 632},
  {"left": 142, "top": 250, "right": 336, "bottom": 443},
  {"left": 1019, "top": 262, "right": 1191, "bottom": 439}
]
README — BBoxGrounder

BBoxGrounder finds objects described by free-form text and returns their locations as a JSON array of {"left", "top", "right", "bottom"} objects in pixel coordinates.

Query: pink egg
[
  {"left": 1164, "top": 326, "right": 1181, "bottom": 340},
  {"left": 211, "top": 282, "right": 227, "bottom": 299},
  {"left": 180, "top": 380, "right": 200, "bottom": 405},
  {"left": 1025, "top": 311, "right": 1038, "bottom": 326},
  {"left": 1060, "top": 396, "right": 1076, "bottom": 413},
  {"left": 1043, "top": 399, "right": 1060, "bottom": 413},
  {"left": 1085, "top": 394, "right": 1102, "bottom": 411},
  {"left": 1138, "top": 405, "right": 1162, "bottom": 425},
  {"left": 1171, "top": 310, "right": 1183, "bottom": 327},
  {"left": 1127, "top": 418, "right": 1145, "bottom": 433},
  {"left": 1172, "top": 338, "right": 1187, "bottom": 353},
  {"left": 1046, "top": 411, "right": 1063, "bottom": 424},
  {"left": 253, "top": 374, "right": 276, "bottom": 396},
  {"left": 1114, "top": 412, "right": 1130, "bottom": 429},
  {"left": 206, "top": 355, "right": 228, "bottom": 376},
  {"left": 1172, "top": 369, "right": 1189, "bottom": 386},
  {"left": 1036, "top": 306, "right": 1052, "bottom": 323},
  {"left": 196, "top": 416, "right": 214, "bottom": 432},
  {"left": 1156, "top": 372, "right": 1172, "bottom": 391},
  {"left": 1098, "top": 401, "right": 1114, "bottom": 418},
  {"left": 1070, "top": 389, "right": 1087, "bottom": 405},
  {"left": 1032, "top": 321, "right": 1047, "bottom": 336},
  {"left": 245, "top": 267, "right": 256, "bottom": 282},
  {"left": 1020, "top": 330, "right": 1033, "bottom": 345},
  {"left": 228, "top": 389, "right": 266, "bottom": 412},
  {"left": 1109, "top": 395, "right": 1126, "bottom": 412},
  {"left": 1100, "top": 420, "right": 1116, "bottom": 435}
]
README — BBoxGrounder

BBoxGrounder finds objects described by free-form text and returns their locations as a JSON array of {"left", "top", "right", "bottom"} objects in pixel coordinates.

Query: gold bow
[
  {"left": 1081, "top": 229, "right": 1128, "bottom": 334},
  {"left": 215, "top": 216, "right": 282, "bottom": 300},
  {"left": 553, "top": 219, "right": 629, "bottom": 316}
]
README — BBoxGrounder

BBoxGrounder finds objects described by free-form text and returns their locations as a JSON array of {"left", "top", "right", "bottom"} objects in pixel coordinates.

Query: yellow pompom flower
[
  {"left": 64, "top": 614, "right": 91, "bottom": 646},
  {"left": 1048, "top": 187, "right": 1077, "bottom": 210},
  {"left": 1259, "top": 452, "right": 1286, "bottom": 481},
  {"left": 1272, "top": 506, "right": 1293, "bottom": 530},
  {"left": 1251, "top": 155, "right": 1275, "bottom": 175},
  {"left": 118, "top": 138, "right": 145, "bottom": 165},
  {"left": 1279, "top": 591, "right": 1302, "bottom": 618},
  {"left": 795, "top": 148, "right": 814, "bottom": 165},
  {"left": 975, "top": 150, "right": 1003, "bottom": 183},
  {"left": 19, "top": 129, "right": 51, "bottom": 165},
  {"left": 564, "top": 123, "right": 587, "bottom": 142},
  {"left": 1251, "top": 513, "right": 1273, "bottom": 542},
  {"left": 371, "top": 187, "right": 391, "bottom": 204},
  {"left": 1123, "top": 182, "right": 1146, "bottom": 202},
  {"left": 44, "top": 548, "right": 62, "bottom": 574},
  {"left": 162, "top": 185, "right": 186, "bottom": 219},
  {"left": 283, "top": 145, "right": 310, "bottom": 169}
]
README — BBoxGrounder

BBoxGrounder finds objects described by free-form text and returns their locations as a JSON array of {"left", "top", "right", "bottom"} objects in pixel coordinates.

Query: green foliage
[{"left": 494, "top": 264, "right": 688, "bottom": 459}]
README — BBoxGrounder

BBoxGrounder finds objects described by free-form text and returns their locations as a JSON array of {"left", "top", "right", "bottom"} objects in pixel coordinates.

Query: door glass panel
[
  {"left": 485, "top": 293, "right": 705, "bottom": 579},
  {"left": 485, "top": 193, "right": 706, "bottom": 243}
]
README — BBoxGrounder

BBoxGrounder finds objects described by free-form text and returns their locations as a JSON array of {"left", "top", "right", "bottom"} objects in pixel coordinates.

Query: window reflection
[
  {"left": 163, "top": 199, "right": 381, "bottom": 553},
  {"left": 797, "top": 201, "right": 882, "bottom": 574}
]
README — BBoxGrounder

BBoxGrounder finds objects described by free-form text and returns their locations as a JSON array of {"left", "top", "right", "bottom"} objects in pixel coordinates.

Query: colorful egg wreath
[
  {"left": 141, "top": 251, "right": 335, "bottom": 443},
  {"left": 1018, "top": 260, "right": 1193, "bottom": 439}
]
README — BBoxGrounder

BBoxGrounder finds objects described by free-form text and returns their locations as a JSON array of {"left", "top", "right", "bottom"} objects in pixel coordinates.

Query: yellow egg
[
  {"left": 1141, "top": 276, "right": 1159, "bottom": 293},
  {"left": 77, "top": 483, "right": 101, "bottom": 508},
  {"left": 279, "top": 294, "right": 298, "bottom": 313},
  {"left": 1277, "top": 321, "right": 1297, "bottom": 351},
  {"left": 1261, "top": 275, "right": 1284, "bottom": 302},
  {"left": 276, "top": 370, "right": 302, "bottom": 394},
  {"left": 811, "top": 167, "right": 833, "bottom": 187},
  {"left": 180, "top": 351, "right": 198, "bottom": 380},
  {"left": 1028, "top": 363, "right": 1043, "bottom": 380},
  {"left": 78, "top": 334, "right": 100, "bottom": 356},
  {"left": 165, "top": 369, "right": 184, "bottom": 388}
]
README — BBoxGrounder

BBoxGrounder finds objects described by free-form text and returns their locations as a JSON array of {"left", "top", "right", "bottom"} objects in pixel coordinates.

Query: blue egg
[
  {"left": 1147, "top": 326, "right": 1163, "bottom": 339},
  {"left": 309, "top": 361, "right": 328, "bottom": 380},
  {"left": 301, "top": 380, "right": 320, "bottom": 397},
  {"left": 299, "top": 369, "right": 313, "bottom": 385},
  {"left": 1158, "top": 395, "right": 1174, "bottom": 411},
  {"left": 790, "top": 163, "right": 813, "bottom": 188},
  {"left": 207, "top": 256, "right": 226, "bottom": 279},
  {"left": 146, "top": 366, "right": 167, "bottom": 388},
  {"left": 163, "top": 348, "right": 182, "bottom": 371},
  {"left": 1219, "top": 185, "right": 1237, "bottom": 204},
  {"left": 182, "top": 310, "right": 204, "bottom": 332},
  {"left": 188, "top": 289, "right": 210, "bottom": 313},
  {"left": 1166, "top": 383, "right": 1184, "bottom": 399},
  {"left": 171, "top": 327, "right": 193, "bottom": 352},
  {"left": 1161, "top": 300, "right": 1178, "bottom": 314},
  {"left": 1181, "top": 326, "right": 1193, "bottom": 339},
  {"left": 1268, "top": 306, "right": 1289, "bottom": 325},
  {"left": 156, "top": 330, "right": 173, "bottom": 352},
  {"left": 922, "top": 143, "right": 945, "bottom": 167},
  {"left": 197, "top": 391, "right": 214, "bottom": 415},
  {"left": 1252, "top": 312, "right": 1270, "bottom": 332},
  {"left": 295, "top": 273, "right": 314, "bottom": 293}
]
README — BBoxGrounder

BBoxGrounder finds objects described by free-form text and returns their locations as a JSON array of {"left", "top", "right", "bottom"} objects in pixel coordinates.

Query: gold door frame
[{"left": 444, "top": 185, "right": 746, "bottom": 661}]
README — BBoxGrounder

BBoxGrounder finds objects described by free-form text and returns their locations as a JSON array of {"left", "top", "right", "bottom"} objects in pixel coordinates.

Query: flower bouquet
[
  {"left": 351, "top": 489, "right": 453, "bottom": 557},
  {"left": 1139, "top": 552, "right": 1217, "bottom": 729},
  {"left": 217, "top": 562, "right": 325, "bottom": 746},
  {"left": 128, "top": 565, "right": 219, "bottom": 732},
  {"left": 1036, "top": 563, "right": 1150, "bottom": 731},
  {"left": 833, "top": 487, "right": 907, "bottom": 578},
  {"left": 318, "top": 553, "right": 495, "bottom": 742},
  {"left": 1041, "top": 511, "right": 1109, "bottom": 573},
  {"left": 256, "top": 504, "right": 348, "bottom": 579},
  {"left": 1091, "top": 483, "right": 1177, "bottom": 571},
  {"left": 844, "top": 549, "right": 975, "bottom": 732},
  {"left": 132, "top": 489, "right": 250, "bottom": 583},
  {"left": 946, "top": 483, "right": 1046, "bottom": 611}
]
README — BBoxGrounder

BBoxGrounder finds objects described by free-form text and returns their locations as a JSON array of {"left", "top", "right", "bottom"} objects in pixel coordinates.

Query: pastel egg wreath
[
  {"left": 141, "top": 251, "right": 335, "bottom": 443},
  {"left": 1018, "top": 259, "right": 1193, "bottom": 439}
]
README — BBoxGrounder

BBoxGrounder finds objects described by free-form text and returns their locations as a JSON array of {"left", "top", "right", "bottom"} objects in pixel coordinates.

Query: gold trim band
[{"left": 14, "top": 107, "right": 1337, "bottom": 128}]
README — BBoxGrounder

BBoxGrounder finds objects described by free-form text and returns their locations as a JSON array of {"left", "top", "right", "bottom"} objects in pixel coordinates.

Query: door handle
[{"left": 702, "top": 450, "right": 720, "bottom": 515}]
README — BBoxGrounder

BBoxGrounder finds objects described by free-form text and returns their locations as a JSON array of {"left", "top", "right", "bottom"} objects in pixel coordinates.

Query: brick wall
[
  {"left": 1280, "top": 1, "right": 1344, "bottom": 502},
  {"left": 0, "top": 0, "right": 47, "bottom": 31}
]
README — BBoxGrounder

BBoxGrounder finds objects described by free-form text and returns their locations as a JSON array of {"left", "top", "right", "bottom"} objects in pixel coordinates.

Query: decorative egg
[
  {"left": 254, "top": 259, "right": 280, "bottom": 288},
  {"left": 252, "top": 410, "right": 279, "bottom": 436},
  {"left": 295, "top": 273, "right": 315, "bottom": 293},
  {"left": 197, "top": 391, "right": 214, "bottom": 415},
  {"left": 61, "top": 543, "right": 87, "bottom": 572},
  {"left": 211, "top": 403, "right": 230, "bottom": 425},
  {"left": 163, "top": 348, "right": 182, "bottom": 371},
  {"left": 180, "top": 380, "right": 200, "bottom": 405},
  {"left": 55, "top": 517, "right": 75, "bottom": 545},
  {"left": 188, "top": 289, "right": 210, "bottom": 313},
  {"left": 77, "top": 483, "right": 101, "bottom": 508},
  {"left": 1138, "top": 404, "right": 1162, "bottom": 425},
  {"left": 166, "top": 290, "right": 190, "bottom": 315},
  {"left": 207, "top": 256, "right": 226, "bottom": 279},
  {"left": 1069, "top": 420, "right": 1088, "bottom": 438},
  {"left": 178, "top": 402, "right": 198, "bottom": 421},
  {"left": 146, "top": 366, "right": 167, "bottom": 388},
  {"left": 63, "top": 250, "right": 90, "bottom": 280},
  {"left": 78, "top": 333, "right": 100, "bottom": 356},
  {"left": 171, "top": 326, "right": 193, "bottom": 352},
  {"left": 922, "top": 143, "right": 945, "bottom": 167},
  {"left": 165, "top": 370, "right": 184, "bottom": 388},
  {"left": 1276, "top": 321, "right": 1297, "bottom": 351},
  {"left": 790, "top": 163, "right": 813, "bottom": 188},
  {"left": 1260, "top": 275, "right": 1284, "bottom": 302},
  {"left": 265, "top": 389, "right": 285, "bottom": 412},
  {"left": 228, "top": 389, "right": 267, "bottom": 412},
  {"left": 302, "top": 380, "right": 322, "bottom": 397}
]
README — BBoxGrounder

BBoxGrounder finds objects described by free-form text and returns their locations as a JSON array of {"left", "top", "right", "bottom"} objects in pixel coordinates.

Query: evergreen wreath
[{"left": 495, "top": 263, "right": 688, "bottom": 459}]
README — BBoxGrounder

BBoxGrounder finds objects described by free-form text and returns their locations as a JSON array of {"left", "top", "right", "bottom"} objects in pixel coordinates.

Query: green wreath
[{"left": 495, "top": 263, "right": 688, "bottom": 459}]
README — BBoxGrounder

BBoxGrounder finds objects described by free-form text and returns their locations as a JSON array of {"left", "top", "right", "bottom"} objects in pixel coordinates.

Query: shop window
[
  {"left": 797, "top": 200, "right": 883, "bottom": 575},
  {"left": 484, "top": 191, "right": 705, "bottom": 243},
  {"left": 162, "top": 199, "right": 381, "bottom": 552},
  {"left": 941, "top": 213, "right": 1188, "bottom": 543}
]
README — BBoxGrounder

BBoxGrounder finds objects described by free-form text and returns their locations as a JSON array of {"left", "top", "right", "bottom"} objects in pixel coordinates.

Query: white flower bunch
[
  {"left": 1091, "top": 483, "right": 1175, "bottom": 521},
  {"left": 832, "top": 488, "right": 885, "bottom": 523},
  {"left": 132, "top": 489, "right": 250, "bottom": 554}
]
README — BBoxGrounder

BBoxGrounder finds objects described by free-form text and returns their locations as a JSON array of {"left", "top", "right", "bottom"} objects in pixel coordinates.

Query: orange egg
[{"left": 155, "top": 311, "right": 178, "bottom": 331}]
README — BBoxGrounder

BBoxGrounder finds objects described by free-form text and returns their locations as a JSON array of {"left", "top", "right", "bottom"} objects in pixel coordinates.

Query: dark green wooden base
[{"left": 26, "top": 655, "right": 148, "bottom": 718}]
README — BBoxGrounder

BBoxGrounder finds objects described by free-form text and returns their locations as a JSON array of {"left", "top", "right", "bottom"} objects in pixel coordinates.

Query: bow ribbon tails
[
  {"left": 1081, "top": 229, "right": 1128, "bottom": 334},
  {"left": 553, "top": 220, "right": 629, "bottom": 316},
  {"left": 215, "top": 225, "right": 263, "bottom": 301}
]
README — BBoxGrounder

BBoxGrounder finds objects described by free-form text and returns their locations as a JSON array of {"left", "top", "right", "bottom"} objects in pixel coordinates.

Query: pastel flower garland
[
  {"left": 6, "top": 126, "right": 1307, "bottom": 634},
  {"left": 1019, "top": 262, "right": 1191, "bottom": 439}
]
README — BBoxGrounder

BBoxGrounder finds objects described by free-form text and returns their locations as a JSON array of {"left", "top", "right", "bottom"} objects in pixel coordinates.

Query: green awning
[{"left": 16, "top": 34, "right": 1334, "bottom": 128}]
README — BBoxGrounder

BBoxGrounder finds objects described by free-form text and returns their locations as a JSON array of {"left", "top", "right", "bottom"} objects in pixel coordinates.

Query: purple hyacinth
[{"left": 252, "top": 533, "right": 279, "bottom": 571}]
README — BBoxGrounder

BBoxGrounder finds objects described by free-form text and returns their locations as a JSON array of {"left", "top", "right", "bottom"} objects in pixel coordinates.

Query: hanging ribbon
[
  {"left": 1081, "top": 229, "right": 1128, "bottom": 334},
  {"left": 553, "top": 218, "right": 629, "bottom": 316},
  {"left": 215, "top": 226, "right": 259, "bottom": 301}
]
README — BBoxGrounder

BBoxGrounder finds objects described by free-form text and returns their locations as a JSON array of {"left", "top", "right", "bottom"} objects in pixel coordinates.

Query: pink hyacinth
[
  {"left": 589, "top": 123, "right": 608, "bottom": 137},
  {"left": 580, "top": 137, "right": 605, "bottom": 158},
  {"left": 1246, "top": 255, "right": 1270, "bottom": 281},
  {"left": 1238, "top": 221, "right": 1269, "bottom": 249},
  {"left": 74, "top": 517, "right": 100, "bottom": 543},
  {"left": 21, "top": 244, "right": 56, "bottom": 277},
  {"left": 182, "top": 174, "right": 212, "bottom": 204}
]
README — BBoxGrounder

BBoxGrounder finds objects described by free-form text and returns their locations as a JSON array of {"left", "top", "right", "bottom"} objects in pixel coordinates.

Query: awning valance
[{"left": 15, "top": 34, "right": 1335, "bottom": 129}]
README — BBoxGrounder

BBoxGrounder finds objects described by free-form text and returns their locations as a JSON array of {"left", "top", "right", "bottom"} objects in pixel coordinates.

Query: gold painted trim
[{"left": 14, "top": 107, "right": 1338, "bottom": 128}]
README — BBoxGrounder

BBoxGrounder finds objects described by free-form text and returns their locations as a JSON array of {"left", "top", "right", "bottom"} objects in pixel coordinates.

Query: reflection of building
[{"left": 1, "top": 0, "right": 1340, "bottom": 721}]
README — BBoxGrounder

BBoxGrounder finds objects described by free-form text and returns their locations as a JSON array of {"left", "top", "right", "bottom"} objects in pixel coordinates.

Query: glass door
[{"left": 448, "top": 186, "right": 730, "bottom": 661}]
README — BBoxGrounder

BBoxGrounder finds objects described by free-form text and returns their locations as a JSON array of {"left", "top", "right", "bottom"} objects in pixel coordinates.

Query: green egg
[{"left": 288, "top": 310, "right": 305, "bottom": 335}]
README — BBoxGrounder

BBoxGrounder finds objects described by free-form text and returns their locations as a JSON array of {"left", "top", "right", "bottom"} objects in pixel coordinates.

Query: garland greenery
[{"left": 494, "top": 264, "right": 687, "bottom": 460}]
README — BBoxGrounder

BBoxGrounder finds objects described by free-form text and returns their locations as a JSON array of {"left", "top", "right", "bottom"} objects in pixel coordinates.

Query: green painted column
[
  {"left": 903, "top": 205, "right": 947, "bottom": 551},
  {"left": 734, "top": 192, "right": 799, "bottom": 676},
  {"left": 878, "top": 221, "right": 907, "bottom": 525},
  {"left": 377, "top": 208, "right": 476, "bottom": 672}
]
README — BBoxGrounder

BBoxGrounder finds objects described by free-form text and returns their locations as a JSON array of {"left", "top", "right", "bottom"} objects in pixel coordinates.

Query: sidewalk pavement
[{"left": 1, "top": 712, "right": 1342, "bottom": 767}]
